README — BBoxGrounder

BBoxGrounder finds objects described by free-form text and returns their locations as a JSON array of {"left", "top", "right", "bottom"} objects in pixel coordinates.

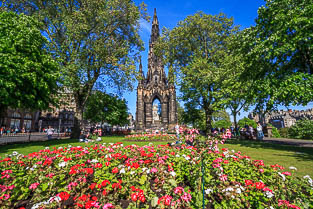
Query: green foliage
[
  {"left": 84, "top": 91, "right": 129, "bottom": 126},
  {"left": 158, "top": 12, "right": 239, "bottom": 133},
  {"left": 240, "top": 0, "right": 313, "bottom": 110},
  {"left": 0, "top": 11, "right": 59, "bottom": 112},
  {"left": 238, "top": 117, "right": 257, "bottom": 129},
  {"left": 271, "top": 126, "right": 281, "bottom": 138},
  {"left": 279, "top": 127, "right": 290, "bottom": 138},
  {"left": 213, "top": 119, "right": 232, "bottom": 129},
  {"left": 288, "top": 119, "right": 313, "bottom": 140},
  {"left": 2, "top": 0, "right": 148, "bottom": 137}
]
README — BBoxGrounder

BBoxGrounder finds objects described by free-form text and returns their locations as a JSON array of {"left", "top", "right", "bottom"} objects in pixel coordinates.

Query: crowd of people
[{"left": 0, "top": 126, "right": 31, "bottom": 136}]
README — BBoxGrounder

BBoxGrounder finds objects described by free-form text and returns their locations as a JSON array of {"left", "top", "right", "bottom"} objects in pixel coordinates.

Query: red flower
[
  {"left": 255, "top": 182, "right": 265, "bottom": 190},
  {"left": 58, "top": 191, "right": 70, "bottom": 201},
  {"left": 131, "top": 193, "right": 138, "bottom": 201},
  {"left": 139, "top": 195, "right": 146, "bottom": 203},
  {"left": 245, "top": 180, "right": 254, "bottom": 186},
  {"left": 112, "top": 167, "right": 118, "bottom": 174},
  {"left": 105, "top": 162, "right": 110, "bottom": 167},
  {"left": 89, "top": 183, "right": 97, "bottom": 190}
]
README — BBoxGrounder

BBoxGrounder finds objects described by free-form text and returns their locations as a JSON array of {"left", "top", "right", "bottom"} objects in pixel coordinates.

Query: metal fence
[{"left": 0, "top": 132, "right": 69, "bottom": 145}]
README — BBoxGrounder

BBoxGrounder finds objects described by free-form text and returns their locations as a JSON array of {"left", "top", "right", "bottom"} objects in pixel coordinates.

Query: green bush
[
  {"left": 238, "top": 117, "right": 257, "bottom": 129},
  {"left": 279, "top": 127, "right": 289, "bottom": 138},
  {"left": 271, "top": 126, "right": 281, "bottom": 138},
  {"left": 213, "top": 119, "right": 232, "bottom": 128},
  {"left": 288, "top": 119, "right": 313, "bottom": 140}
]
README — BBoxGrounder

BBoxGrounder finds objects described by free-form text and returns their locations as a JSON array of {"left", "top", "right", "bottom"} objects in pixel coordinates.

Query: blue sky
[{"left": 123, "top": 0, "right": 313, "bottom": 121}]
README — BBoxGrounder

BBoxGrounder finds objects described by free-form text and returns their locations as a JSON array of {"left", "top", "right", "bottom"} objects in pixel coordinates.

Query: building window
[
  {"left": 12, "top": 112, "right": 21, "bottom": 118},
  {"left": 24, "top": 113, "right": 32, "bottom": 119}
]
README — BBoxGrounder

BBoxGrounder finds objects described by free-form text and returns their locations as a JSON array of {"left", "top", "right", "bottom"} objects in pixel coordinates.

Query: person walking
[
  {"left": 257, "top": 123, "right": 264, "bottom": 140},
  {"left": 47, "top": 126, "right": 54, "bottom": 140}
]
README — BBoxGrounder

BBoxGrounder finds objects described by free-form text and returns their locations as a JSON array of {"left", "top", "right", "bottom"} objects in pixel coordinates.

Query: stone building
[
  {"left": 0, "top": 108, "right": 39, "bottom": 131},
  {"left": 39, "top": 89, "right": 76, "bottom": 132},
  {"left": 136, "top": 9, "right": 177, "bottom": 131},
  {"left": 249, "top": 108, "right": 313, "bottom": 129}
]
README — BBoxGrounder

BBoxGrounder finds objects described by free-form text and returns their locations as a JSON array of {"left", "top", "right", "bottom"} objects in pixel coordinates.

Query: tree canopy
[
  {"left": 240, "top": 0, "right": 313, "bottom": 110},
  {"left": 0, "top": 11, "right": 59, "bottom": 115},
  {"left": 158, "top": 12, "right": 239, "bottom": 133},
  {"left": 2, "top": 0, "right": 148, "bottom": 137},
  {"left": 84, "top": 91, "right": 129, "bottom": 126}
]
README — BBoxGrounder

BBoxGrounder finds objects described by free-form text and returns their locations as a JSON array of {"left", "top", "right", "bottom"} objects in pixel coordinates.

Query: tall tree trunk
[
  {"left": 204, "top": 108, "right": 213, "bottom": 135},
  {"left": 71, "top": 106, "right": 84, "bottom": 139},
  {"left": 233, "top": 111, "right": 238, "bottom": 138}
]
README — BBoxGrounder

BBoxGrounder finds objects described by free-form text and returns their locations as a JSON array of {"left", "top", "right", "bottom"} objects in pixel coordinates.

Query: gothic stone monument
[{"left": 136, "top": 9, "right": 177, "bottom": 131}]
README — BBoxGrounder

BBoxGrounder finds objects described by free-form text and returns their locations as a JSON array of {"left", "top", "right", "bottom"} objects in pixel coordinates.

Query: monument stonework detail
[{"left": 136, "top": 9, "right": 177, "bottom": 131}]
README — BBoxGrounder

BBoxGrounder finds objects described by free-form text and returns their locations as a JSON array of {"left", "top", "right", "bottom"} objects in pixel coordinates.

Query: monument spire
[{"left": 150, "top": 8, "right": 160, "bottom": 44}]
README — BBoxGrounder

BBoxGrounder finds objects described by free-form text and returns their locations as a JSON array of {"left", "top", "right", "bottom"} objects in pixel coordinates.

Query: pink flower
[
  {"left": 181, "top": 192, "right": 192, "bottom": 202},
  {"left": 174, "top": 187, "right": 184, "bottom": 194},
  {"left": 103, "top": 203, "right": 114, "bottom": 209},
  {"left": 29, "top": 182, "right": 40, "bottom": 190},
  {"left": 259, "top": 169, "right": 264, "bottom": 173},
  {"left": 282, "top": 172, "right": 291, "bottom": 176},
  {"left": 151, "top": 167, "right": 158, "bottom": 173},
  {"left": 212, "top": 163, "right": 221, "bottom": 168},
  {"left": 219, "top": 174, "right": 227, "bottom": 182},
  {"left": 3, "top": 194, "right": 10, "bottom": 200}
]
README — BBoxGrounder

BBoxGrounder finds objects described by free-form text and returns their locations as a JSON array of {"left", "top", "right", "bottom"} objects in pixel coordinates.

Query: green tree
[
  {"left": 221, "top": 32, "right": 254, "bottom": 131},
  {"left": 288, "top": 119, "right": 313, "bottom": 140},
  {"left": 0, "top": 11, "right": 59, "bottom": 118},
  {"left": 158, "top": 12, "right": 239, "bottom": 134},
  {"left": 240, "top": 0, "right": 313, "bottom": 109},
  {"left": 2, "top": 0, "right": 148, "bottom": 138},
  {"left": 84, "top": 91, "right": 129, "bottom": 126},
  {"left": 238, "top": 117, "right": 257, "bottom": 129}
]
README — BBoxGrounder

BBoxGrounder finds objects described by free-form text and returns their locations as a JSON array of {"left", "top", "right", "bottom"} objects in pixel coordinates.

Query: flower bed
[
  {"left": 124, "top": 133, "right": 177, "bottom": 141},
  {"left": 0, "top": 140, "right": 312, "bottom": 208}
]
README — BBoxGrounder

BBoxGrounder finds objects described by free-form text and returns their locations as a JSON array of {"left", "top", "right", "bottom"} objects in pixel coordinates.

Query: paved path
[{"left": 263, "top": 137, "right": 313, "bottom": 148}]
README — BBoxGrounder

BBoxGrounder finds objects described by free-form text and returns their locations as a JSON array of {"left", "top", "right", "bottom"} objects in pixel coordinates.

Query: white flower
[
  {"left": 303, "top": 175, "right": 311, "bottom": 179},
  {"left": 175, "top": 154, "right": 180, "bottom": 157},
  {"left": 91, "top": 159, "right": 98, "bottom": 163},
  {"left": 205, "top": 189, "right": 213, "bottom": 194},
  {"left": 45, "top": 147, "right": 50, "bottom": 150},
  {"left": 170, "top": 171, "right": 176, "bottom": 176},
  {"left": 146, "top": 169, "right": 150, "bottom": 174},
  {"left": 67, "top": 145, "right": 72, "bottom": 148},
  {"left": 58, "top": 147, "right": 63, "bottom": 149},
  {"left": 130, "top": 171, "right": 135, "bottom": 175},
  {"left": 185, "top": 156, "right": 191, "bottom": 160},
  {"left": 225, "top": 187, "right": 234, "bottom": 192},
  {"left": 120, "top": 168, "right": 126, "bottom": 174},
  {"left": 149, "top": 143, "right": 153, "bottom": 146},
  {"left": 12, "top": 151, "right": 18, "bottom": 156},
  {"left": 142, "top": 167, "right": 148, "bottom": 172},
  {"left": 265, "top": 191, "right": 274, "bottom": 198},
  {"left": 289, "top": 166, "right": 297, "bottom": 170},
  {"left": 109, "top": 143, "right": 114, "bottom": 145},
  {"left": 235, "top": 188, "right": 241, "bottom": 194},
  {"left": 58, "top": 162, "right": 66, "bottom": 167},
  {"left": 231, "top": 150, "right": 235, "bottom": 153},
  {"left": 278, "top": 172, "right": 286, "bottom": 181}
]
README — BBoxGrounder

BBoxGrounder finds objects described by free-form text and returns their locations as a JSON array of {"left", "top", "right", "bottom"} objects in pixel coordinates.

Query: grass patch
[
  {"left": 0, "top": 136, "right": 168, "bottom": 157},
  {"left": 219, "top": 139, "right": 313, "bottom": 178}
]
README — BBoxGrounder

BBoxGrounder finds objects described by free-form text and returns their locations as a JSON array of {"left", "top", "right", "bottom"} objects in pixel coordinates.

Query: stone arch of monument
[{"left": 135, "top": 8, "right": 177, "bottom": 131}]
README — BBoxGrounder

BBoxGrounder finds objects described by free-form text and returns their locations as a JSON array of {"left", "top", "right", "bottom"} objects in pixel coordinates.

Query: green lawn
[
  {"left": 219, "top": 139, "right": 313, "bottom": 178},
  {"left": 1, "top": 136, "right": 312, "bottom": 178},
  {"left": 0, "top": 136, "right": 168, "bottom": 157}
]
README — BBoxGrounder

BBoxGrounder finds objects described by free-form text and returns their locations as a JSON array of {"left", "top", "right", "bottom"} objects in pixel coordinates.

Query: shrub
[
  {"left": 271, "top": 126, "right": 281, "bottom": 138},
  {"left": 238, "top": 117, "right": 257, "bottom": 129},
  {"left": 279, "top": 127, "right": 289, "bottom": 138},
  {"left": 288, "top": 119, "right": 313, "bottom": 140}
]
